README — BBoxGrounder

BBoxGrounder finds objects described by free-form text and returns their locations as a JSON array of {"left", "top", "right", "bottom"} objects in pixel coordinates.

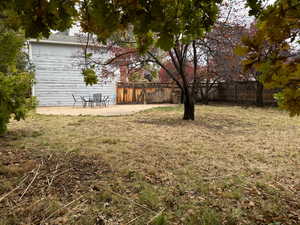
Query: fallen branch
[
  {"left": 147, "top": 208, "right": 165, "bottom": 225},
  {"left": 0, "top": 175, "right": 29, "bottom": 202},
  {"left": 47, "top": 163, "right": 59, "bottom": 189},
  {"left": 275, "top": 181, "right": 296, "bottom": 194},
  {"left": 202, "top": 174, "right": 237, "bottom": 181},
  {"left": 19, "top": 164, "right": 41, "bottom": 200},
  {"left": 125, "top": 212, "right": 148, "bottom": 225},
  {"left": 54, "top": 168, "right": 71, "bottom": 177},
  {"left": 104, "top": 188, "right": 156, "bottom": 213},
  {"left": 42, "top": 195, "right": 84, "bottom": 222}
]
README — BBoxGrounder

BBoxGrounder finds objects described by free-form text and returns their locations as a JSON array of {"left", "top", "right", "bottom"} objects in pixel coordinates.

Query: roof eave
[{"left": 28, "top": 39, "right": 86, "bottom": 46}]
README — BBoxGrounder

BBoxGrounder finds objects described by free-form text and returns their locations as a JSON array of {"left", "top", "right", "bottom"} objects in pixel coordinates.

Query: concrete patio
[{"left": 36, "top": 104, "right": 175, "bottom": 116}]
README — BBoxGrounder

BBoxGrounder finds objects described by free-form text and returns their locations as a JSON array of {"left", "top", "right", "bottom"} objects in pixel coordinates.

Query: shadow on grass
[
  {"left": 134, "top": 112, "right": 255, "bottom": 133},
  {"left": 141, "top": 105, "right": 183, "bottom": 113},
  {"left": 0, "top": 128, "right": 44, "bottom": 142}
]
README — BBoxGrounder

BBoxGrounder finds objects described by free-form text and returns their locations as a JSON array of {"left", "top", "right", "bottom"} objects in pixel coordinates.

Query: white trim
[
  {"left": 28, "top": 39, "right": 98, "bottom": 47},
  {"left": 27, "top": 41, "right": 35, "bottom": 97}
]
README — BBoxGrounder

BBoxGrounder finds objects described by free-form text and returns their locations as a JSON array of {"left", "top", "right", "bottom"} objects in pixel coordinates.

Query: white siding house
[{"left": 29, "top": 35, "right": 118, "bottom": 106}]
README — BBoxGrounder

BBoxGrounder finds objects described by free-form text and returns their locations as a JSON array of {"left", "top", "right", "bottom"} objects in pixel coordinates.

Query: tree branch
[{"left": 147, "top": 50, "right": 183, "bottom": 90}]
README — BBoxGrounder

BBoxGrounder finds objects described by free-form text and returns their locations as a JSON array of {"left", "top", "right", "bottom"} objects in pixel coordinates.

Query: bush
[
  {"left": 0, "top": 28, "right": 36, "bottom": 135},
  {"left": 0, "top": 72, "right": 35, "bottom": 135}
]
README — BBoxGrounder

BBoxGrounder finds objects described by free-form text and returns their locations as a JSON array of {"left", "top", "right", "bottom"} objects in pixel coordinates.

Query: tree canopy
[
  {"left": 80, "top": 0, "right": 221, "bottom": 52},
  {"left": 241, "top": 0, "right": 300, "bottom": 115},
  {"left": 0, "top": 0, "right": 221, "bottom": 50},
  {"left": 0, "top": 0, "right": 78, "bottom": 38}
]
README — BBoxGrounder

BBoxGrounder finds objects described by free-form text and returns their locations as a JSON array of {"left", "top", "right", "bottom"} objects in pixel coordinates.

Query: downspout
[{"left": 27, "top": 40, "right": 35, "bottom": 97}]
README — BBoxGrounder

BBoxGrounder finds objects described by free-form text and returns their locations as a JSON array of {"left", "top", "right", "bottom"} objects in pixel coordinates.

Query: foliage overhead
[
  {"left": 80, "top": 0, "right": 222, "bottom": 52},
  {"left": 0, "top": 0, "right": 78, "bottom": 38},
  {"left": 82, "top": 68, "right": 98, "bottom": 86},
  {"left": 246, "top": 0, "right": 265, "bottom": 16},
  {"left": 239, "top": 0, "right": 300, "bottom": 115}
]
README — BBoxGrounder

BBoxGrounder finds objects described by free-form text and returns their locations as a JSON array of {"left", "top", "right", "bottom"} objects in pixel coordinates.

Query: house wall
[{"left": 30, "top": 42, "right": 117, "bottom": 106}]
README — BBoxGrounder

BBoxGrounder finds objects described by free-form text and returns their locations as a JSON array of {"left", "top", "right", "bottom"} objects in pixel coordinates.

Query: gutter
[{"left": 28, "top": 39, "right": 87, "bottom": 46}]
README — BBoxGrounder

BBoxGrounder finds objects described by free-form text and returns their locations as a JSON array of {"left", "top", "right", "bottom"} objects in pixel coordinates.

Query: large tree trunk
[
  {"left": 256, "top": 81, "right": 264, "bottom": 107},
  {"left": 183, "top": 89, "right": 195, "bottom": 120},
  {"left": 180, "top": 90, "right": 184, "bottom": 104}
]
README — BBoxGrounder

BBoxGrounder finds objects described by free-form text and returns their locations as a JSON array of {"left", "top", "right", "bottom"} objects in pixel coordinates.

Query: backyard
[{"left": 0, "top": 105, "right": 299, "bottom": 225}]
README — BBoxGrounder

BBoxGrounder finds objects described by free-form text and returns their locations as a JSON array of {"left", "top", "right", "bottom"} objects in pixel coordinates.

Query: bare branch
[{"left": 147, "top": 50, "right": 183, "bottom": 90}]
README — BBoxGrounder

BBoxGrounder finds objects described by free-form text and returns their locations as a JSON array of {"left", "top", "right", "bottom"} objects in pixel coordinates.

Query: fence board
[
  {"left": 117, "top": 82, "right": 178, "bottom": 104},
  {"left": 116, "top": 81, "right": 278, "bottom": 105}
]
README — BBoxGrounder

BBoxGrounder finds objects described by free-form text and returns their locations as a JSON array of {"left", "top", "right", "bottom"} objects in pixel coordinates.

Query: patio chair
[
  {"left": 72, "top": 94, "right": 83, "bottom": 107},
  {"left": 93, "top": 93, "right": 102, "bottom": 107},
  {"left": 80, "top": 96, "right": 88, "bottom": 108},
  {"left": 101, "top": 96, "right": 110, "bottom": 107},
  {"left": 80, "top": 96, "right": 95, "bottom": 108}
]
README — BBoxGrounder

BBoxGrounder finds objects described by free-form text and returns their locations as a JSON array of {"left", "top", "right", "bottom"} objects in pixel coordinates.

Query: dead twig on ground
[
  {"left": 202, "top": 174, "right": 236, "bottom": 181},
  {"left": 104, "top": 188, "right": 156, "bottom": 213},
  {"left": 47, "top": 163, "right": 59, "bottom": 189},
  {"left": 19, "top": 164, "right": 41, "bottom": 200},
  {"left": 147, "top": 208, "right": 165, "bottom": 225},
  {"left": 42, "top": 195, "right": 84, "bottom": 222},
  {"left": 54, "top": 168, "right": 71, "bottom": 178},
  {"left": 275, "top": 181, "right": 297, "bottom": 194},
  {"left": 0, "top": 175, "right": 29, "bottom": 202},
  {"left": 125, "top": 212, "right": 149, "bottom": 225}
]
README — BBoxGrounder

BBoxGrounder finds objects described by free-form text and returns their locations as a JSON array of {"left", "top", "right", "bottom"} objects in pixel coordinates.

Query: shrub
[{"left": 0, "top": 29, "right": 36, "bottom": 135}]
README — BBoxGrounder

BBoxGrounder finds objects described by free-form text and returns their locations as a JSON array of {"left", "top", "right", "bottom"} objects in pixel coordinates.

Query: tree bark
[
  {"left": 183, "top": 89, "right": 195, "bottom": 120},
  {"left": 256, "top": 81, "right": 264, "bottom": 107},
  {"left": 180, "top": 90, "right": 184, "bottom": 104}
]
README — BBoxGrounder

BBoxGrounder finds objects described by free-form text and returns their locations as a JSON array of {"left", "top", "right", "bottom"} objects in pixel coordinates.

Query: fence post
[
  {"left": 123, "top": 86, "right": 126, "bottom": 103},
  {"left": 132, "top": 83, "right": 136, "bottom": 103},
  {"left": 143, "top": 83, "right": 146, "bottom": 104},
  {"left": 234, "top": 83, "right": 238, "bottom": 103},
  {"left": 171, "top": 82, "right": 174, "bottom": 103}
]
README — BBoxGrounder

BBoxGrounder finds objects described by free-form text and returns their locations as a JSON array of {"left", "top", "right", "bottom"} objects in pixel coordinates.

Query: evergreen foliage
[{"left": 0, "top": 28, "right": 35, "bottom": 135}]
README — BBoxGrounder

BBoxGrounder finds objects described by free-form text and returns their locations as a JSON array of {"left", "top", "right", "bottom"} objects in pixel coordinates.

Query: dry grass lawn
[{"left": 0, "top": 104, "right": 299, "bottom": 225}]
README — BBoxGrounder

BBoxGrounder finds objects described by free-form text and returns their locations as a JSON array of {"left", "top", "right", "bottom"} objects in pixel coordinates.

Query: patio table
[
  {"left": 80, "top": 96, "right": 95, "bottom": 108},
  {"left": 93, "top": 93, "right": 110, "bottom": 107}
]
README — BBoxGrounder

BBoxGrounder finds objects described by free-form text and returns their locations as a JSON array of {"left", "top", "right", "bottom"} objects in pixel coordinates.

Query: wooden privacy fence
[
  {"left": 116, "top": 82, "right": 181, "bottom": 104},
  {"left": 217, "top": 82, "right": 277, "bottom": 104},
  {"left": 116, "top": 81, "right": 278, "bottom": 104}
]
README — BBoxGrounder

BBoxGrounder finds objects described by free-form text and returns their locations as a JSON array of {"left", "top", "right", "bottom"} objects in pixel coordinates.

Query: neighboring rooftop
[
  {"left": 29, "top": 33, "right": 84, "bottom": 46},
  {"left": 48, "top": 33, "right": 81, "bottom": 43}
]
